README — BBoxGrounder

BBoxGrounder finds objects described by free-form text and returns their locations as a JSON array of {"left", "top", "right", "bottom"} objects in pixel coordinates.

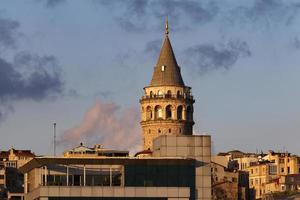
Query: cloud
[
  {"left": 42, "top": 0, "right": 67, "bottom": 8},
  {"left": 184, "top": 40, "right": 251, "bottom": 75},
  {"left": 0, "top": 15, "right": 64, "bottom": 121},
  {"left": 293, "top": 37, "right": 300, "bottom": 50},
  {"left": 0, "top": 53, "right": 64, "bottom": 121},
  {"left": 0, "top": 52, "right": 63, "bottom": 103},
  {"left": 229, "top": 0, "right": 300, "bottom": 27},
  {"left": 96, "top": 0, "right": 218, "bottom": 31},
  {"left": 94, "top": 91, "right": 114, "bottom": 100},
  {"left": 97, "top": 0, "right": 300, "bottom": 33},
  {"left": 60, "top": 101, "right": 142, "bottom": 153},
  {"left": 0, "top": 16, "right": 20, "bottom": 50},
  {"left": 144, "top": 39, "right": 161, "bottom": 58}
]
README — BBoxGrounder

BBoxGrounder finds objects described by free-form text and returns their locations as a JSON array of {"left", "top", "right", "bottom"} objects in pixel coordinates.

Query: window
[
  {"left": 281, "top": 168, "right": 284, "bottom": 173},
  {"left": 158, "top": 129, "right": 161, "bottom": 133},
  {"left": 157, "top": 90, "right": 163, "bottom": 96},
  {"left": 269, "top": 165, "right": 277, "bottom": 175},
  {"left": 150, "top": 91, "right": 153, "bottom": 98},
  {"left": 155, "top": 105, "right": 163, "bottom": 119},
  {"left": 146, "top": 106, "right": 152, "bottom": 120},
  {"left": 186, "top": 106, "right": 192, "bottom": 121},
  {"left": 166, "top": 90, "right": 172, "bottom": 98},
  {"left": 161, "top": 65, "right": 165, "bottom": 71},
  {"left": 168, "top": 129, "right": 171, "bottom": 133},
  {"left": 166, "top": 105, "right": 172, "bottom": 119},
  {"left": 288, "top": 167, "right": 290, "bottom": 174},
  {"left": 177, "top": 106, "right": 183, "bottom": 120}
]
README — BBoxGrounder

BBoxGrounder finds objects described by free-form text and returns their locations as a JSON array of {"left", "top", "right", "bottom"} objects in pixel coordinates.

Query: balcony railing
[{"left": 141, "top": 94, "right": 193, "bottom": 100}]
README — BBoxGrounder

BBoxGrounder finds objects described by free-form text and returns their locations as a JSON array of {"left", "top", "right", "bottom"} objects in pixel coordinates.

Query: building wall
[
  {"left": 265, "top": 153, "right": 299, "bottom": 175},
  {"left": 234, "top": 157, "right": 258, "bottom": 171},
  {"left": 152, "top": 135, "right": 211, "bottom": 200},
  {"left": 247, "top": 164, "right": 267, "bottom": 199},
  {"left": 25, "top": 186, "right": 191, "bottom": 200}
]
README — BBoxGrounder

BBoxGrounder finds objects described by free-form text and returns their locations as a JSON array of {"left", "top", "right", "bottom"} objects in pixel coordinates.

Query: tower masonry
[{"left": 140, "top": 19, "right": 195, "bottom": 150}]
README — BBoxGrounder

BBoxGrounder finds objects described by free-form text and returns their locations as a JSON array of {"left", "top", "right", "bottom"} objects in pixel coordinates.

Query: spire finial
[{"left": 165, "top": 16, "right": 169, "bottom": 35}]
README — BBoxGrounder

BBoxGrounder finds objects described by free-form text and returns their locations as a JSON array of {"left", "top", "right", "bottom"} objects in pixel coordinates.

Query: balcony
[{"left": 141, "top": 94, "right": 194, "bottom": 101}]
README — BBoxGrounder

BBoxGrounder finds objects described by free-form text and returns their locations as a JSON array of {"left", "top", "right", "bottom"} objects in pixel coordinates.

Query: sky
[{"left": 0, "top": 0, "right": 300, "bottom": 156}]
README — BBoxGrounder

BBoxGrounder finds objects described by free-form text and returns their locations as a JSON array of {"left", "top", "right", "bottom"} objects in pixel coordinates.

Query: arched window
[
  {"left": 177, "top": 90, "right": 181, "bottom": 98},
  {"left": 166, "top": 105, "right": 172, "bottom": 119},
  {"left": 157, "top": 90, "right": 163, "bottom": 97},
  {"left": 155, "top": 105, "right": 163, "bottom": 119},
  {"left": 150, "top": 91, "right": 153, "bottom": 98},
  {"left": 146, "top": 106, "right": 152, "bottom": 120},
  {"left": 177, "top": 105, "right": 183, "bottom": 120},
  {"left": 166, "top": 90, "right": 172, "bottom": 98},
  {"left": 186, "top": 106, "right": 192, "bottom": 121}
]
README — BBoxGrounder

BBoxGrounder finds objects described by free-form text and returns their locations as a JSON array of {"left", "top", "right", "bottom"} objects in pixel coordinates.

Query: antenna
[{"left": 53, "top": 122, "right": 56, "bottom": 156}]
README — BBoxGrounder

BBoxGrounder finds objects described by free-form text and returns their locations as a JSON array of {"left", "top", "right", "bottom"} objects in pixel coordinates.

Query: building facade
[
  {"left": 140, "top": 19, "right": 194, "bottom": 150},
  {"left": 63, "top": 143, "right": 129, "bottom": 158},
  {"left": 0, "top": 148, "right": 35, "bottom": 200},
  {"left": 20, "top": 135, "right": 212, "bottom": 200}
]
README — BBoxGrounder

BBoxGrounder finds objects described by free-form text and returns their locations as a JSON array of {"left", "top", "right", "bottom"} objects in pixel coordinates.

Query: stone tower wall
[{"left": 140, "top": 85, "right": 194, "bottom": 150}]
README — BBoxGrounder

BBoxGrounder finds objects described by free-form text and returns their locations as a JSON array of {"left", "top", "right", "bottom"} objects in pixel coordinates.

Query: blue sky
[{"left": 0, "top": 0, "right": 299, "bottom": 155}]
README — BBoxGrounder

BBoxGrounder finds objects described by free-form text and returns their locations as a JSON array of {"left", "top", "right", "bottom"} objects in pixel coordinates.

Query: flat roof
[{"left": 19, "top": 157, "right": 195, "bottom": 173}]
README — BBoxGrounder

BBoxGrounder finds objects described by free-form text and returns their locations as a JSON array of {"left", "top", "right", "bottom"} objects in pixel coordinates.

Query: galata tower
[{"left": 140, "top": 19, "right": 195, "bottom": 150}]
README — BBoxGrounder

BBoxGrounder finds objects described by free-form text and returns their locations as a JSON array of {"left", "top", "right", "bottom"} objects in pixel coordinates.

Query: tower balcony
[{"left": 140, "top": 94, "right": 194, "bottom": 102}]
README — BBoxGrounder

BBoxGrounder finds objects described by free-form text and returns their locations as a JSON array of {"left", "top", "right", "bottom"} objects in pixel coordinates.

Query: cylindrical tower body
[{"left": 140, "top": 85, "right": 194, "bottom": 149}]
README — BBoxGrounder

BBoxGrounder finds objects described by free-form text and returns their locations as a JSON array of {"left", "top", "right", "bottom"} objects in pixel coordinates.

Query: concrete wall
[{"left": 152, "top": 135, "right": 211, "bottom": 200}]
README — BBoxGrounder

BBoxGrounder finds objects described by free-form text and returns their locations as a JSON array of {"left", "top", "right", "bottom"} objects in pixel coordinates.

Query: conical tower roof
[{"left": 150, "top": 19, "right": 185, "bottom": 87}]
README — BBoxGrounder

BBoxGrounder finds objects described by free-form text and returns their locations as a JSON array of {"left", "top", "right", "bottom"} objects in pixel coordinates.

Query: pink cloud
[{"left": 60, "top": 100, "right": 142, "bottom": 153}]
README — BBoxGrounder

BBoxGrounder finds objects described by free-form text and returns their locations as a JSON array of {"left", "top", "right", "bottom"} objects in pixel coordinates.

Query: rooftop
[{"left": 150, "top": 18, "right": 185, "bottom": 87}]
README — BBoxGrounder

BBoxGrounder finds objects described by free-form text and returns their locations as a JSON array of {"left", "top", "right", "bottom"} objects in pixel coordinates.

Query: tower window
[
  {"left": 169, "top": 129, "right": 171, "bottom": 133},
  {"left": 177, "top": 90, "right": 181, "bottom": 98},
  {"left": 155, "top": 105, "right": 163, "bottom": 119},
  {"left": 158, "top": 129, "right": 161, "bottom": 133},
  {"left": 179, "top": 128, "right": 181, "bottom": 133},
  {"left": 166, "top": 90, "right": 172, "bottom": 98},
  {"left": 186, "top": 106, "right": 192, "bottom": 121},
  {"left": 166, "top": 105, "right": 172, "bottom": 119},
  {"left": 177, "top": 105, "right": 183, "bottom": 120},
  {"left": 146, "top": 106, "right": 152, "bottom": 120},
  {"left": 157, "top": 90, "right": 163, "bottom": 96},
  {"left": 161, "top": 65, "right": 165, "bottom": 71}
]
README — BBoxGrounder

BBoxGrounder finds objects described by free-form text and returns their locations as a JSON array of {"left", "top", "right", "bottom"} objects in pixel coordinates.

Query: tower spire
[
  {"left": 165, "top": 16, "right": 169, "bottom": 35},
  {"left": 150, "top": 17, "right": 184, "bottom": 87}
]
